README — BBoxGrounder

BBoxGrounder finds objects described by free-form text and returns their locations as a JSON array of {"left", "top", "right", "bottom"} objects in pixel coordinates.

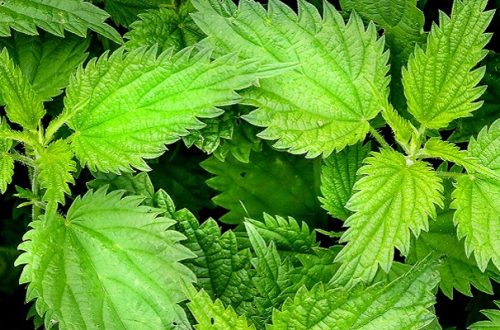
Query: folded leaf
[
  {"left": 270, "top": 257, "right": 440, "bottom": 330},
  {"left": 0, "top": 0, "right": 122, "bottom": 44},
  {"left": 64, "top": 47, "right": 287, "bottom": 173},
  {"left": 452, "top": 119, "right": 500, "bottom": 270},
  {"left": 403, "top": 0, "right": 493, "bottom": 129},
  {"left": 332, "top": 149, "right": 443, "bottom": 286},
  {"left": 192, "top": 0, "right": 390, "bottom": 157},
  {"left": 0, "top": 49, "right": 45, "bottom": 130},
  {"left": 15, "top": 188, "right": 196, "bottom": 329}
]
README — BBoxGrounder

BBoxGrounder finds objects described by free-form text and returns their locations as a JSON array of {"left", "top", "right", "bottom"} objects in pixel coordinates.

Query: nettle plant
[{"left": 0, "top": 0, "right": 499, "bottom": 329}]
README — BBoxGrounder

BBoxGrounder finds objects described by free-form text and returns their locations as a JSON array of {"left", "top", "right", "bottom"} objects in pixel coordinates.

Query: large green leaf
[
  {"left": 201, "top": 145, "right": 323, "bottom": 224},
  {"left": 270, "top": 258, "right": 440, "bottom": 330},
  {"left": 402, "top": 0, "right": 493, "bottom": 129},
  {"left": 192, "top": 0, "right": 390, "bottom": 157},
  {"left": 332, "top": 149, "right": 443, "bottom": 286},
  {"left": 4, "top": 33, "right": 89, "bottom": 101},
  {"left": 15, "top": 188, "right": 196, "bottom": 329},
  {"left": 452, "top": 119, "right": 500, "bottom": 270},
  {"left": 0, "top": 0, "right": 122, "bottom": 43},
  {"left": 0, "top": 49, "right": 45, "bottom": 130},
  {"left": 64, "top": 47, "right": 286, "bottom": 173},
  {"left": 320, "top": 143, "right": 370, "bottom": 220}
]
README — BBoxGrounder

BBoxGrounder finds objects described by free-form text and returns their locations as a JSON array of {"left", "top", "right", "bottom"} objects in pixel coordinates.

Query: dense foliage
[{"left": 0, "top": 0, "right": 499, "bottom": 329}]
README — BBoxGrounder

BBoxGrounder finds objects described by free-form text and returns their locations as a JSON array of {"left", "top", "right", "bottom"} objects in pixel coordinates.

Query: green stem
[
  {"left": 31, "top": 166, "right": 40, "bottom": 221},
  {"left": 435, "top": 171, "right": 463, "bottom": 179},
  {"left": 9, "top": 152, "right": 35, "bottom": 167},
  {"left": 369, "top": 125, "right": 392, "bottom": 150}
]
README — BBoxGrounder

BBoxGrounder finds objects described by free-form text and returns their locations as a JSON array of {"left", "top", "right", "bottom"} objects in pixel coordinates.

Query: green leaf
[
  {"left": 247, "top": 214, "right": 317, "bottom": 255},
  {"left": 175, "top": 209, "right": 253, "bottom": 309},
  {"left": 15, "top": 188, "right": 195, "bottom": 329},
  {"left": 245, "top": 222, "right": 293, "bottom": 328},
  {"left": 402, "top": 0, "right": 494, "bottom": 129},
  {"left": 201, "top": 145, "right": 323, "bottom": 224},
  {"left": 103, "top": 0, "right": 169, "bottom": 27},
  {"left": 380, "top": 100, "right": 417, "bottom": 148},
  {"left": 422, "top": 138, "right": 479, "bottom": 172},
  {"left": 188, "top": 288, "right": 256, "bottom": 330},
  {"left": 0, "top": 0, "right": 122, "bottom": 44},
  {"left": 5, "top": 33, "right": 89, "bottom": 101},
  {"left": 0, "top": 120, "right": 14, "bottom": 194},
  {"left": 36, "top": 140, "right": 76, "bottom": 207},
  {"left": 469, "top": 301, "right": 500, "bottom": 330},
  {"left": 270, "top": 257, "right": 440, "bottom": 330},
  {"left": 332, "top": 149, "right": 443, "bottom": 286},
  {"left": 192, "top": 0, "right": 390, "bottom": 157},
  {"left": 408, "top": 209, "right": 499, "bottom": 299},
  {"left": 319, "top": 143, "right": 370, "bottom": 220},
  {"left": 0, "top": 49, "right": 45, "bottom": 130},
  {"left": 64, "top": 47, "right": 286, "bottom": 173},
  {"left": 339, "top": 0, "right": 425, "bottom": 110},
  {"left": 125, "top": 3, "right": 202, "bottom": 52},
  {"left": 452, "top": 119, "right": 500, "bottom": 270}
]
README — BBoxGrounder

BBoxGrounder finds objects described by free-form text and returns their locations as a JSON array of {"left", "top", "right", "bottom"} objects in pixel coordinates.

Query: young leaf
[
  {"left": 422, "top": 138, "right": 479, "bottom": 171},
  {"left": 247, "top": 214, "right": 317, "bottom": 255},
  {"left": 188, "top": 288, "right": 256, "bottom": 330},
  {"left": 125, "top": 4, "right": 202, "bottom": 52},
  {"left": 201, "top": 145, "right": 323, "bottom": 224},
  {"left": 332, "top": 149, "right": 443, "bottom": 286},
  {"left": 408, "top": 210, "right": 499, "bottom": 299},
  {"left": 0, "top": 120, "right": 14, "bottom": 194},
  {"left": 64, "top": 47, "right": 287, "bottom": 173},
  {"left": 192, "top": 0, "right": 390, "bottom": 157},
  {"left": 0, "top": 49, "right": 45, "bottom": 130},
  {"left": 402, "top": 0, "right": 494, "bottom": 129},
  {"left": 15, "top": 188, "right": 196, "bottom": 329},
  {"left": 452, "top": 119, "right": 500, "bottom": 270},
  {"left": 469, "top": 301, "right": 500, "bottom": 330},
  {"left": 7, "top": 33, "right": 89, "bottom": 101},
  {"left": 176, "top": 209, "right": 253, "bottom": 309},
  {"left": 0, "top": 0, "right": 122, "bottom": 44},
  {"left": 270, "top": 258, "right": 440, "bottom": 330},
  {"left": 35, "top": 140, "right": 76, "bottom": 207},
  {"left": 319, "top": 143, "right": 370, "bottom": 220}
]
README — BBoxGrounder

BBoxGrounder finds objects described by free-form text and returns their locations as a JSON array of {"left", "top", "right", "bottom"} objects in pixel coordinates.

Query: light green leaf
[
  {"left": 64, "top": 47, "right": 287, "bottom": 173},
  {"left": 0, "top": 0, "right": 122, "bottom": 44},
  {"left": 452, "top": 119, "right": 500, "bottom": 270},
  {"left": 402, "top": 0, "right": 493, "bottom": 129},
  {"left": 15, "top": 188, "right": 195, "bottom": 329},
  {"left": 339, "top": 0, "right": 425, "bottom": 110},
  {"left": 192, "top": 0, "right": 390, "bottom": 157},
  {"left": 408, "top": 209, "right": 499, "bottom": 299},
  {"left": 36, "top": 140, "right": 76, "bottom": 206},
  {"left": 176, "top": 209, "right": 253, "bottom": 309},
  {"left": 270, "top": 258, "right": 440, "bottom": 330},
  {"left": 0, "top": 49, "right": 45, "bottom": 130},
  {"left": 381, "top": 101, "right": 416, "bottom": 148},
  {"left": 0, "top": 153, "right": 14, "bottom": 194},
  {"left": 188, "top": 288, "right": 256, "bottom": 330},
  {"left": 332, "top": 149, "right": 443, "bottom": 286},
  {"left": 6, "top": 33, "right": 89, "bottom": 101},
  {"left": 247, "top": 214, "right": 317, "bottom": 255},
  {"left": 319, "top": 143, "right": 370, "bottom": 220},
  {"left": 422, "top": 138, "right": 479, "bottom": 172},
  {"left": 201, "top": 145, "right": 323, "bottom": 224},
  {"left": 469, "top": 301, "right": 500, "bottom": 330},
  {"left": 125, "top": 3, "right": 202, "bottom": 52}
]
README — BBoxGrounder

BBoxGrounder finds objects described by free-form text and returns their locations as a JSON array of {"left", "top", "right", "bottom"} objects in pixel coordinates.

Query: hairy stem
[
  {"left": 369, "top": 125, "right": 392, "bottom": 150},
  {"left": 435, "top": 171, "right": 464, "bottom": 179},
  {"left": 31, "top": 166, "right": 40, "bottom": 221}
]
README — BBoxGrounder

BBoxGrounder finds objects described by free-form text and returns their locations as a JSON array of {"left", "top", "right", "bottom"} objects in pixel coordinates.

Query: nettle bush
[{"left": 0, "top": 0, "right": 499, "bottom": 329}]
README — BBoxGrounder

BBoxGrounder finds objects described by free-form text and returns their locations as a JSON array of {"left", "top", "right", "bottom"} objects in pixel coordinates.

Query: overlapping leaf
[
  {"left": 0, "top": 120, "right": 13, "bottom": 194},
  {"left": 15, "top": 188, "right": 195, "bottom": 329},
  {"left": 403, "top": 0, "right": 493, "bottom": 129},
  {"left": 452, "top": 119, "right": 500, "bottom": 270},
  {"left": 0, "top": 0, "right": 122, "bottom": 43},
  {"left": 64, "top": 47, "right": 287, "bottom": 173},
  {"left": 332, "top": 149, "right": 443, "bottom": 286},
  {"left": 193, "top": 0, "right": 390, "bottom": 157}
]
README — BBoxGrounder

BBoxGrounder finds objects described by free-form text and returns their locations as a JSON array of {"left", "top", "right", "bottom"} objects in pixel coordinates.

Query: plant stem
[
  {"left": 369, "top": 125, "right": 392, "bottom": 150},
  {"left": 435, "top": 171, "right": 463, "bottom": 179},
  {"left": 31, "top": 166, "right": 40, "bottom": 221},
  {"left": 9, "top": 152, "right": 35, "bottom": 167}
]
